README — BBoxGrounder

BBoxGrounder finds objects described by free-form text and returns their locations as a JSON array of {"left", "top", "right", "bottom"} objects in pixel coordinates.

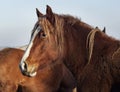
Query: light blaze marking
[{"left": 20, "top": 26, "right": 41, "bottom": 71}]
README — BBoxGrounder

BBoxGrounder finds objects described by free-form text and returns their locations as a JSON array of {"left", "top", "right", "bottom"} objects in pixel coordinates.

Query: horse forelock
[
  {"left": 33, "top": 15, "right": 65, "bottom": 57},
  {"left": 54, "top": 15, "right": 64, "bottom": 55}
]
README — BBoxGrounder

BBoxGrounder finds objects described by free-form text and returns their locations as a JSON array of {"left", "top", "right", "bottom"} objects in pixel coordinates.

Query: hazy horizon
[{"left": 0, "top": 0, "right": 120, "bottom": 47}]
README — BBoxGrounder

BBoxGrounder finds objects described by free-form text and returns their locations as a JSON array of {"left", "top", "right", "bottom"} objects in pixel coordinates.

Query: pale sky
[{"left": 0, "top": 0, "right": 120, "bottom": 47}]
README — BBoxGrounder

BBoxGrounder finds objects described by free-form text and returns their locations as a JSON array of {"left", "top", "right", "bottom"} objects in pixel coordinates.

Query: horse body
[
  {"left": 0, "top": 48, "right": 43, "bottom": 92},
  {"left": 0, "top": 48, "right": 23, "bottom": 92},
  {"left": 0, "top": 48, "right": 76, "bottom": 92},
  {"left": 19, "top": 5, "right": 120, "bottom": 92}
]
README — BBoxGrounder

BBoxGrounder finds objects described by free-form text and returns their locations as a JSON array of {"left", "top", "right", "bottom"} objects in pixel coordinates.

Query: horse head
[{"left": 19, "top": 5, "right": 65, "bottom": 77}]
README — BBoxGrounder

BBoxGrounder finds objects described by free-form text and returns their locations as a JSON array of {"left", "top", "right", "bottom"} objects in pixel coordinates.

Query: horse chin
[{"left": 29, "top": 71, "right": 37, "bottom": 77}]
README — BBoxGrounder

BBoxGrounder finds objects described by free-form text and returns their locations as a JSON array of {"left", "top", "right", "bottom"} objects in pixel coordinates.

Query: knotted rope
[
  {"left": 86, "top": 27, "right": 99, "bottom": 64},
  {"left": 112, "top": 47, "right": 120, "bottom": 59}
]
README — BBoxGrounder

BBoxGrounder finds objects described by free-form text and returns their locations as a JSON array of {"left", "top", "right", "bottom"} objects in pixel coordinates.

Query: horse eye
[
  {"left": 41, "top": 31, "right": 46, "bottom": 38},
  {"left": 42, "top": 33, "right": 46, "bottom": 37}
]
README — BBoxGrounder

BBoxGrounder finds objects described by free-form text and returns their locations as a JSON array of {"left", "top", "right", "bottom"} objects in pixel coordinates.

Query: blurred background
[{"left": 0, "top": 0, "right": 120, "bottom": 47}]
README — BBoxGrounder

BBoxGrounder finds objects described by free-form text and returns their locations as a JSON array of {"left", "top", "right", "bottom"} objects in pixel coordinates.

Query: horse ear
[
  {"left": 46, "top": 5, "right": 55, "bottom": 25},
  {"left": 36, "top": 8, "right": 43, "bottom": 18},
  {"left": 102, "top": 27, "right": 106, "bottom": 33}
]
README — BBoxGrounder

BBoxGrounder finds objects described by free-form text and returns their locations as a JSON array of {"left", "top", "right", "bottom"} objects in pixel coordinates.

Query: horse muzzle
[{"left": 19, "top": 61, "right": 37, "bottom": 77}]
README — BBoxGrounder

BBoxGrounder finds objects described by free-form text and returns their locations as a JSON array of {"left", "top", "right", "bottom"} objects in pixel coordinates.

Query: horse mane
[
  {"left": 60, "top": 14, "right": 93, "bottom": 30},
  {"left": 64, "top": 14, "right": 120, "bottom": 65},
  {"left": 53, "top": 14, "right": 94, "bottom": 60},
  {"left": 42, "top": 12, "right": 120, "bottom": 64}
]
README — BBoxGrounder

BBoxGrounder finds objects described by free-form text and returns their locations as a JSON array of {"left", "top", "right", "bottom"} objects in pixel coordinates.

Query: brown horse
[
  {"left": 0, "top": 48, "right": 76, "bottom": 92},
  {"left": 19, "top": 5, "right": 120, "bottom": 92}
]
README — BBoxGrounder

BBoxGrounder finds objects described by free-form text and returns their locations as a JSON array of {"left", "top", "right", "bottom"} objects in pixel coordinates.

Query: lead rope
[
  {"left": 112, "top": 47, "right": 120, "bottom": 59},
  {"left": 86, "top": 27, "right": 99, "bottom": 65}
]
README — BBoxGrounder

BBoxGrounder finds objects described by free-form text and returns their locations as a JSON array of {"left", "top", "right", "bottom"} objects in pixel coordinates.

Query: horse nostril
[
  {"left": 24, "top": 62, "right": 27, "bottom": 70},
  {"left": 20, "top": 61, "right": 37, "bottom": 77},
  {"left": 20, "top": 62, "right": 28, "bottom": 72},
  {"left": 23, "top": 62, "right": 27, "bottom": 71}
]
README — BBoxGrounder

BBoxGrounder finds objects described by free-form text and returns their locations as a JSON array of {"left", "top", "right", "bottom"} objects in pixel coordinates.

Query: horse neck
[
  {"left": 63, "top": 21, "right": 92, "bottom": 74},
  {"left": 91, "top": 31, "right": 120, "bottom": 83}
]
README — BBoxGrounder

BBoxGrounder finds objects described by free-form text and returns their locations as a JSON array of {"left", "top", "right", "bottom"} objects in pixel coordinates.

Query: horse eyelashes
[
  {"left": 39, "top": 31, "right": 46, "bottom": 38},
  {"left": 41, "top": 32, "right": 46, "bottom": 37}
]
